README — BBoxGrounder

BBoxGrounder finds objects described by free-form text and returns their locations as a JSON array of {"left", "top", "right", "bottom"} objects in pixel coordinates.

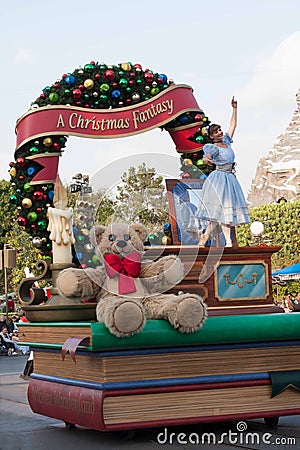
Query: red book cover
[{"left": 28, "top": 379, "right": 105, "bottom": 431}]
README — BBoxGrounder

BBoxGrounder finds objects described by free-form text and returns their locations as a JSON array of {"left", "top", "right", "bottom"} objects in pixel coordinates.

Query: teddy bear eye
[
  {"left": 108, "top": 234, "right": 116, "bottom": 241},
  {"left": 123, "top": 234, "right": 131, "bottom": 241}
]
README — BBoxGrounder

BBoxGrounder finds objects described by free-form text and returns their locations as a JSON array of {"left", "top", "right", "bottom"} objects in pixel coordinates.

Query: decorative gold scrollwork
[
  {"left": 17, "top": 259, "right": 52, "bottom": 305},
  {"left": 224, "top": 272, "right": 258, "bottom": 288}
]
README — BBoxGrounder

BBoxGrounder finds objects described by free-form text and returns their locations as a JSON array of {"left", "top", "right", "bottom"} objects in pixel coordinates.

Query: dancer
[{"left": 196, "top": 97, "right": 250, "bottom": 247}]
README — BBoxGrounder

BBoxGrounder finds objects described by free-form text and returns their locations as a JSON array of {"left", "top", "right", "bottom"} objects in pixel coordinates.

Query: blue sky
[{"left": 1, "top": 0, "right": 300, "bottom": 195}]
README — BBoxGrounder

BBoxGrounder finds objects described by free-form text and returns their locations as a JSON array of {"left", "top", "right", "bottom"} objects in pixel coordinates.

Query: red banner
[{"left": 16, "top": 84, "right": 202, "bottom": 150}]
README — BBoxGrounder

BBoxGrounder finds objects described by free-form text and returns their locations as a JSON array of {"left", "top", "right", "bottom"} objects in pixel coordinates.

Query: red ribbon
[{"left": 104, "top": 252, "right": 142, "bottom": 295}]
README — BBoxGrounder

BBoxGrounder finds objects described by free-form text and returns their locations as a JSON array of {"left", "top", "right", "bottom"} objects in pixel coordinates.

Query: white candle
[{"left": 47, "top": 176, "right": 75, "bottom": 264}]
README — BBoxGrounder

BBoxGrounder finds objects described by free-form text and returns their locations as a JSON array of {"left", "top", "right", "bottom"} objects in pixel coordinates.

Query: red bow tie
[{"left": 104, "top": 252, "right": 142, "bottom": 295}]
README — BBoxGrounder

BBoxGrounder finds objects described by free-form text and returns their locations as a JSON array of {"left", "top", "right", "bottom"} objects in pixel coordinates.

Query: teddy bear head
[{"left": 89, "top": 222, "right": 149, "bottom": 260}]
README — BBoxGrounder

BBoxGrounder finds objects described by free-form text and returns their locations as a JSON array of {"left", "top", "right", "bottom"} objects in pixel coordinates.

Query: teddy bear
[{"left": 57, "top": 222, "right": 207, "bottom": 337}]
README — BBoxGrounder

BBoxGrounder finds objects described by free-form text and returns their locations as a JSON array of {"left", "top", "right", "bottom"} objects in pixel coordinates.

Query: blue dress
[{"left": 196, "top": 133, "right": 250, "bottom": 226}]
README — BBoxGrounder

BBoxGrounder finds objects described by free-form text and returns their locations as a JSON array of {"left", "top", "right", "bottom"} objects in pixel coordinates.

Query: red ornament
[
  {"left": 17, "top": 216, "right": 27, "bottom": 226},
  {"left": 72, "top": 89, "right": 82, "bottom": 99},
  {"left": 76, "top": 101, "right": 82, "bottom": 106},
  {"left": 62, "top": 74, "right": 67, "bottom": 78},
  {"left": 78, "top": 84, "right": 85, "bottom": 91},
  {"left": 90, "top": 61, "right": 95, "bottom": 65},
  {"left": 195, "top": 114, "right": 203, "bottom": 121},
  {"left": 129, "top": 80, "right": 135, "bottom": 86},
  {"left": 112, "top": 82, "right": 118, "bottom": 88},
  {"left": 130, "top": 72, "right": 136, "bottom": 78},
  {"left": 31, "top": 224, "right": 36, "bottom": 230},
  {"left": 19, "top": 175, "right": 25, "bottom": 180},
  {"left": 182, "top": 172, "right": 191, "bottom": 179},
  {"left": 9, "top": 161, "right": 15, "bottom": 167},
  {"left": 104, "top": 70, "right": 115, "bottom": 81},
  {"left": 193, "top": 153, "right": 199, "bottom": 158},
  {"left": 126, "top": 98, "right": 131, "bottom": 105},
  {"left": 16, "top": 157, "right": 25, "bottom": 167},
  {"left": 33, "top": 191, "right": 44, "bottom": 201},
  {"left": 144, "top": 72, "right": 154, "bottom": 83},
  {"left": 40, "top": 93, "right": 46, "bottom": 99},
  {"left": 133, "top": 64, "right": 142, "bottom": 70},
  {"left": 84, "top": 104, "right": 89, "bottom": 108},
  {"left": 36, "top": 207, "right": 42, "bottom": 212},
  {"left": 53, "top": 83, "right": 59, "bottom": 89},
  {"left": 52, "top": 142, "right": 60, "bottom": 150},
  {"left": 94, "top": 73, "right": 101, "bottom": 80}
]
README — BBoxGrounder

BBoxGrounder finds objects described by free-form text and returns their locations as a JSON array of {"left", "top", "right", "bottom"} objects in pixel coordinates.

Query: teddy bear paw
[
  {"left": 105, "top": 299, "right": 147, "bottom": 337},
  {"left": 168, "top": 294, "right": 207, "bottom": 333}
]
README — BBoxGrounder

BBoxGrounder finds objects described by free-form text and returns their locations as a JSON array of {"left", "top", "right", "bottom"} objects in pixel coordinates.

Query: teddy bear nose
[{"left": 116, "top": 240, "right": 127, "bottom": 248}]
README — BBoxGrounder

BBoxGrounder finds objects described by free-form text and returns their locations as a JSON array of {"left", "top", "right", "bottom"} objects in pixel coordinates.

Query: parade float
[{"left": 11, "top": 60, "right": 300, "bottom": 431}]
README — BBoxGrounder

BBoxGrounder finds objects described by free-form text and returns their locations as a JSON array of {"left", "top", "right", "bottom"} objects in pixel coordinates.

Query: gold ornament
[
  {"left": 9, "top": 167, "right": 16, "bottom": 177},
  {"left": 22, "top": 198, "right": 32, "bottom": 209},
  {"left": 121, "top": 62, "right": 132, "bottom": 71},
  {"left": 43, "top": 137, "right": 53, "bottom": 147},
  {"left": 81, "top": 228, "right": 90, "bottom": 236},
  {"left": 84, "top": 79, "right": 94, "bottom": 90},
  {"left": 162, "top": 235, "right": 172, "bottom": 245},
  {"left": 201, "top": 127, "right": 208, "bottom": 136},
  {"left": 183, "top": 158, "right": 193, "bottom": 166}
]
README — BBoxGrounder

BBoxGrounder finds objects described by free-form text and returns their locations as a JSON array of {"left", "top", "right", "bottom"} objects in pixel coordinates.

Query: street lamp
[{"left": 0, "top": 244, "right": 17, "bottom": 320}]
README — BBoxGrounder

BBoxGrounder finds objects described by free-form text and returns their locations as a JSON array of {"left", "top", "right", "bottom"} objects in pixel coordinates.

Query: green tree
[{"left": 115, "top": 163, "right": 169, "bottom": 228}]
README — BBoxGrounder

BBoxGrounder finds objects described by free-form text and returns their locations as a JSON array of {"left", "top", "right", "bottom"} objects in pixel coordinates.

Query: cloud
[
  {"left": 14, "top": 48, "right": 33, "bottom": 64},
  {"left": 234, "top": 31, "right": 300, "bottom": 193},
  {"left": 237, "top": 30, "right": 300, "bottom": 115}
]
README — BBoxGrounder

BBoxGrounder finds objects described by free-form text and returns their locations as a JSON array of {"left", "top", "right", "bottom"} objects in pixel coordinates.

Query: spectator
[
  {"left": 7, "top": 295, "right": 15, "bottom": 313},
  {"left": 0, "top": 326, "right": 18, "bottom": 356},
  {"left": 8, "top": 315, "right": 19, "bottom": 334},
  {"left": 283, "top": 294, "right": 295, "bottom": 313},
  {"left": 0, "top": 315, "right": 9, "bottom": 332},
  {"left": 18, "top": 310, "right": 29, "bottom": 323}
]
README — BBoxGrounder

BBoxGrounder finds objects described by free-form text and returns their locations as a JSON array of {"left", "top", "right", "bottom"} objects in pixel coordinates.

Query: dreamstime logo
[
  {"left": 72, "top": 153, "right": 225, "bottom": 296},
  {"left": 157, "top": 421, "right": 297, "bottom": 446}
]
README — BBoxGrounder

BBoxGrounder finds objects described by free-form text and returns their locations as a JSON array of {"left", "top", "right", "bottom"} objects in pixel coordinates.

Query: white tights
[{"left": 201, "top": 222, "right": 232, "bottom": 247}]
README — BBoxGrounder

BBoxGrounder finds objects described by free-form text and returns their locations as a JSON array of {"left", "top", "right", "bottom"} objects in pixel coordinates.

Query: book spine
[{"left": 28, "top": 378, "right": 106, "bottom": 431}]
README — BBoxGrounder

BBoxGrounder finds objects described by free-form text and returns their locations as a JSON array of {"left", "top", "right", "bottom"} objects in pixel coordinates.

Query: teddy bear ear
[
  {"left": 89, "top": 225, "right": 106, "bottom": 247},
  {"left": 130, "top": 223, "right": 149, "bottom": 243}
]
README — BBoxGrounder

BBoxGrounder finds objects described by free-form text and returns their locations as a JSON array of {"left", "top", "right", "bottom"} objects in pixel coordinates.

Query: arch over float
[{"left": 10, "top": 61, "right": 211, "bottom": 256}]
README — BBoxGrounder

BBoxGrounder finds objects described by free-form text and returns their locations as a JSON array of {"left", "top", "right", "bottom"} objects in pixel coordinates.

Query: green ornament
[
  {"left": 136, "top": 79, "right": 143, "bottom": 85},
  {"left": 84, "top": 94, "right": 90, "bottom": 100},
  {"left": 119, "top": 78, "right": 128, "bottom": 88},
  {"left": 9, "top": 194, "right": 18, "bottom": 204},
  {"left": 49, "top": 92, "right": 59, "bottom": 103},
  {"left": 64, "top": 89, "right": 71, "bottom": 94},
  {"left": 196, "top": 159, "right": 204, "bottom": 166},
  {"left": 99, "top": 95, "right": 108, "bottom": 103},
  {"left": 77, "top": 235, "right": 85, "bottom": 242},
  {"left": 195, "top": 135, "right": 204, "bottom": 143},
  {"left": 37, "top": 220, "right": 47, "bottom": 230},
  {"left": 46, "top": 243, "right": 51, "bottom": 249},
  {"left": 150, "top": 87, "right": 160, "bottom": 96},
  {"left": 126, "top": 87, "right": 131, "bottom": 92},
  {"left": 84, "top": 64, "right": 94, "bottom": 72},
  {"left": 24, "top": 182, "right": 34, "bottom": 193},
  {"left": 29, "top": 146, "right": 39, "bottom": 154},
  {"left": 118, "top": 71, "right": 124, "bottom": 76},
  {"left": 27, "top": 211, "right": 37, "bottom": 222},
  {"left": 100, "top": 83, "right": 110, "bottom": 93},
  {"left": 92, "top": 254, "right": 99, "bottom": 263}
]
